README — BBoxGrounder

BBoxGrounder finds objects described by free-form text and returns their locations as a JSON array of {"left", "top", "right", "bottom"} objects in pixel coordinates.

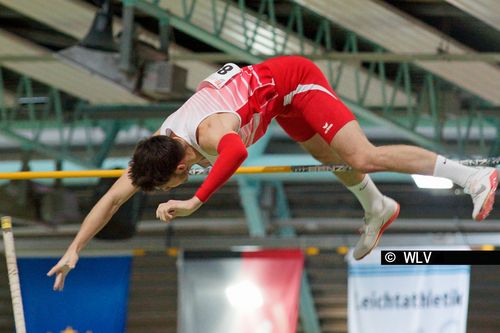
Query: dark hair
[{"left": 128, "top": 136, "right": 185, "bottom": 191}]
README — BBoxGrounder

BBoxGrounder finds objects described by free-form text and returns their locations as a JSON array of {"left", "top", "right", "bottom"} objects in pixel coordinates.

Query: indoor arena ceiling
[{"left": 0, "top": 0, "right": 499, "bottom": 232}]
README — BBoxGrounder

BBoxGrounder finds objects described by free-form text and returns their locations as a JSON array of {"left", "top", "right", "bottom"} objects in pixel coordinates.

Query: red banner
[{"left": 237, "top": 249, "right": 304, "bottom": 333}]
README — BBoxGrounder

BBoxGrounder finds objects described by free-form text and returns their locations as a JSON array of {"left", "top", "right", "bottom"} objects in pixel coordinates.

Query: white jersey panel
[{"left": 160, "top": 64, "right": 275, "bottom": 164}]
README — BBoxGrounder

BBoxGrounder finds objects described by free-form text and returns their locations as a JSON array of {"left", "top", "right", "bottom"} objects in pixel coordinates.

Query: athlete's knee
[{"left": 341, "top": 148, "right": 380, "bottom": 173}]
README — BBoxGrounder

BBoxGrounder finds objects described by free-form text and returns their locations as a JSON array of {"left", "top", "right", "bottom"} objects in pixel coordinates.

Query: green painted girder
[
  {"left": 299, "top": 273, "right": 322, "bottom": 333},
  {"left": 237, "top": 178, "right": 267, "bottom": 237},
  {"left": 1, "top": 77, "right": 99, "bottom": 167},
  {"left": 0, "top": 67, "right": 187, "bottom": 167},
  {"left": 76, "top": 102, "right": 184, "bottom": 119},
  {"left": 127, "top": 0, "right": 495, "bottom": 158},
  {"left": 128, "top": 0, "right": 262, "bottom": 64},
  {"left": 272, "top": 184, "right": 321, "bottom": 333},
  {"left": 344, "top": 100, "right": 445, "bottom": 154},
  {"left": 0, "top": 126, "right": 94, "bottom": 168},
  {"left": 1, "top": 0, "right": 495, "bottom": 168},
  {"left": 0, "top": 74, "right": 171, "bottom": 168}
]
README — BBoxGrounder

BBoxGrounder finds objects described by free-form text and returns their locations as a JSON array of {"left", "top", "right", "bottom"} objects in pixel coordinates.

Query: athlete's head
[{"left": 129, "top": 135, "right": 186, "bottom": 192}]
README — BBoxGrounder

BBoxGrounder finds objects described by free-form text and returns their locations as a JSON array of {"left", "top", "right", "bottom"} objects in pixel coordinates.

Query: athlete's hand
[
  {"left": 47, "top": 249, "right": 79, "bottom": 291},
  {"left": 156, "top": 196, "right": 203, "bottom": 223}
]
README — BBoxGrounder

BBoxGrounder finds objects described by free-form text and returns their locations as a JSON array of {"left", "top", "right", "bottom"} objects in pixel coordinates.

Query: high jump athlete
[{"left": 48, "top": 56, "right": 498, "bottom": 290}]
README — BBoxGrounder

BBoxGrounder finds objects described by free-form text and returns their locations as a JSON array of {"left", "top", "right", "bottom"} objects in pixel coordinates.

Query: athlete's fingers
[
  {"left": 156, "top": 203, "right": 168, "bottom": 220},
  {"left": 156, "top": 202, "right": 178, "bottom": 222},
  {"left": 162, "top": 210, "right": 175, "bottom": 223},
  {"left": 47, "top": 259, "right": 72, "bottom": 277},
  {"left": 157, "top": 207, "right": 167, "bottom": 221},
  {"left": 47, "top": 260, "right": 67, "bottom": 276},
  {"left": 47, "top": 264, "right": 59, "bottom": 277},
  {"left": 156, "top": 206, "right": 167, "bottom": 221},
  {"left": 156, "top": 206, "right": 168, "bottom": 222},
  {"left": 54, "top": 273, "right": 65, "bottom": 291}
]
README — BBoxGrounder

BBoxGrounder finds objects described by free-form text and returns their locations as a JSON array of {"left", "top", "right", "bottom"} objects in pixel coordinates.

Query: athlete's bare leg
[
  {"left": 300, "top": 131, "right": 400, "bottom": 260},
  {"left": 299, "top": 133, "right": 364, "bottom": 186},
  {"left": 328, "top": 120, "right": 497, "bottom": 259},
  {"left": 330, "top": 120, "right": 437, "bottom": 175},
  {"left": 325, "top": 120, "right": 437, "bottom": 259}
]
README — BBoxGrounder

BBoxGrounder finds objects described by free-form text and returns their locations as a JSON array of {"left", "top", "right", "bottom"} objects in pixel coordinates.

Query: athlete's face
[{"left": 155, "top": 166, "right": 189, "bottom": 192}]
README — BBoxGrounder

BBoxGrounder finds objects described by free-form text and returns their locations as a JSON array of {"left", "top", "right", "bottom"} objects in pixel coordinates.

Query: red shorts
[{"left": 263, "top": 56, "right": 356, "bottom": 143}]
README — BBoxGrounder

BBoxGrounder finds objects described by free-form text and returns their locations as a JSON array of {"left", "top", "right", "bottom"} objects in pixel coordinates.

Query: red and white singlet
[{"left": 160, "top": 56, "right": 356, "bottom": 163}]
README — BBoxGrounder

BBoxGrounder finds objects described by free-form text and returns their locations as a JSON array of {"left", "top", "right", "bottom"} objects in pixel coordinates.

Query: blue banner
[{"left": 17, "top": 256, "right": 132, "bottom": 333}]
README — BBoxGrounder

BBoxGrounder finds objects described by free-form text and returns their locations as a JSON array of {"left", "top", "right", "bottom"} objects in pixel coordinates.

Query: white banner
[{"left": 348, "top": 247, "right": 470, "bottom": 333}]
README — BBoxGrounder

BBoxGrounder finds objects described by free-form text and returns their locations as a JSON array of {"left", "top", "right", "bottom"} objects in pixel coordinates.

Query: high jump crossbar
[{"left": 0, "top": 157, "right": 498, "bottom": 180}]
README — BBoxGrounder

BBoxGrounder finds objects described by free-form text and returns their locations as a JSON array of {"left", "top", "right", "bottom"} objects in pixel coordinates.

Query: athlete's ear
[{"left": 175, "top": 162, "right": 187, "bottom": 174}]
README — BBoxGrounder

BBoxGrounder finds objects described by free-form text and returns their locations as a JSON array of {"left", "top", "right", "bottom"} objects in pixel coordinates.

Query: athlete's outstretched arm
[
  {"left": 47, "top": 130, "right": 168, "bottom": 290},
  {"left": 47, "top": 168, "right": 139, "bottom": 291}
]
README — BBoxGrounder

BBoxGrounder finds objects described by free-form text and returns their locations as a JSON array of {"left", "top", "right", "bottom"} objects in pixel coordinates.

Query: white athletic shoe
[
  {"left": 464, "top": 167, "right": 498, "bottom": 221},
  {"left": 353, "top": 196, "right": 400, "bottom": 261}
]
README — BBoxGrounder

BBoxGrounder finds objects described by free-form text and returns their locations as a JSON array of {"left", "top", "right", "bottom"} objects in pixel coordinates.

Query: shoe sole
[
  {"left": 475, "top": 169, "right": 499, "bottom": 222},
  {"left": 355, "top": 203, "right": 400, "bottom": 261}
]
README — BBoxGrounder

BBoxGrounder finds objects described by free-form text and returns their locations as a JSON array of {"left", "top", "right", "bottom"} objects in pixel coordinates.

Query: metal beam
[
  {"left": 271, "top": 197, "right": 321, "bottom": 333},
  {"left": 299, "top": 273, "right": 322, "bottom": 333},
  {"left": 0, "top": 29, "right": 147, "bottom": 104},
  {"left": 237, "top": 178, "right": 267, "bottom": 236},
  {"left": 132, "top": 0, "right": 262, "bottom": 64},
  {"left": 292, "top": 0, "right": 500, "bottom": 105},
  {"left": 0, "top": 55, "right": 56, "bottom": 63},
  {"left": 92, "top": 121, "right": 122, "bottom": 167},
  {"left": 344, "top": 100, "right": 448, "bottom": 154},
  {"left": 10, "top": 218, "right": 500, "bottom": 238},
  {"left": 167, "top": 52, "right": 500, "bottom": 63},
  {"left": 77, "top": 102, "right": 184, "bottom": 119},
  {"left": 129, "top": 0, "right": 495, "bottom": 157},
  {"left": 0, "top": 0, "right": 221, "bottom": 92},
  {"left": 7, "top": 230, "right": 500, "bottom": 254},
  {"left": 0, "top": 127, "right": 95, "bottom": 168},
  {"left": 135, "top": 0, "right": 415, "bottom": 108},
  {"left": 7, "top": 51, "right": 500, "bottom": 63},
  {"left": 446, "top": 0, "right": 500, "bottom": 31}
]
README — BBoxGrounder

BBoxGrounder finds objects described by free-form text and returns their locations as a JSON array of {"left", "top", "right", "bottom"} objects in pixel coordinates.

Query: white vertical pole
[{"left": 1, "top": 216, "right": 27, "bottom": 333}]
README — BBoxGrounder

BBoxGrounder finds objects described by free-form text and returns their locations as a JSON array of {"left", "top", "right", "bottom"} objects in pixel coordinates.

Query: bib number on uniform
[{"left": 197, "top": 63, "right": 241, "bottom": 90}]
